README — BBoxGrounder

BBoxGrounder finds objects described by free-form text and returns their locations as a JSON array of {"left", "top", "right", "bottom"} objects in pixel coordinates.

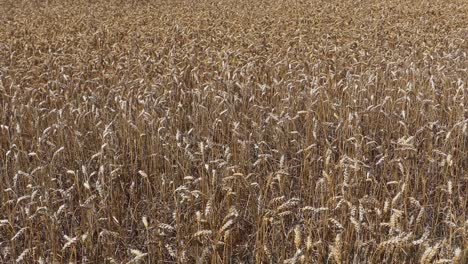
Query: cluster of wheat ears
[{"left": 0, "top": 0, "right": 467, "bottom": 263}]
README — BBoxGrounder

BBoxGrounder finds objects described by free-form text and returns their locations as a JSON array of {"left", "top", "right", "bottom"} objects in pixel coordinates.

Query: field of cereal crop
[{"left": 0, "top": 0, "right": 467, "bottom": 263}]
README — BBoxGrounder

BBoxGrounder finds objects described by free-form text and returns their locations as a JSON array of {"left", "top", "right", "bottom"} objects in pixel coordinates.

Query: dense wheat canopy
[{"left": 0, "top": 0, "right": 467, "bottom": 263}]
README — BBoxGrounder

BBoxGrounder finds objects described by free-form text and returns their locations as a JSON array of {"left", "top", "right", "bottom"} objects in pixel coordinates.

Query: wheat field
[{"left": 0, "top": 0, "right": 467, "bottom": 263}]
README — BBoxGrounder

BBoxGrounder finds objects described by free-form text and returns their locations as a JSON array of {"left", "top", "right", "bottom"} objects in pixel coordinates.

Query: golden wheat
[{"left": 0, "top": 0, "right": 467, "bottom": 263}]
